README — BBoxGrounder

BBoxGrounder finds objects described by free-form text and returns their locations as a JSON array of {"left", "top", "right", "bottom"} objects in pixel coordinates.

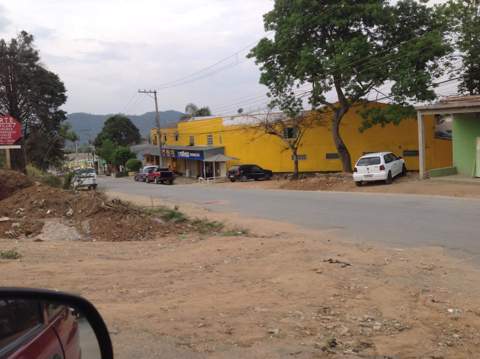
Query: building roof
[
  {"left": 416, "top": 95, "right": 480, "bottom": 115},
  {"left": 130, "top": 144, "right": 223, "bottom": 156},
  {"left": 204, "top": 154, "right": 239, "bottom": 162}
]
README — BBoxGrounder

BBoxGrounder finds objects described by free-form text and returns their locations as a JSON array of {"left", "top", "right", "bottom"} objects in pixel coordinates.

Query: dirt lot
[
  {"left": 1, "top": 172, "right": 480, "bottom": 358},
  {"left": 214, "top": 172, "right": 480, "bottom": 199}
]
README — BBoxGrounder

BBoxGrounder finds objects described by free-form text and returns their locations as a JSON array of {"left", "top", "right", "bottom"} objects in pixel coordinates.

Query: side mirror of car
[
  {"left": 0, "top": 288, "right": 113, "bottom": 359},
  {"left": 398, "top": 156, "right": 403, "bottom": 159}
]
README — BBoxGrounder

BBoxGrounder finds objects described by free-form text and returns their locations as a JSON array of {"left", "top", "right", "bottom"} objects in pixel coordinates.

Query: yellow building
[{"left": 142, "top": 102, "right": 452, "bottom": 178}]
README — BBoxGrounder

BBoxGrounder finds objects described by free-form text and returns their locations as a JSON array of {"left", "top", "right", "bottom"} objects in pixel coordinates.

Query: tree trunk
[
  {"left": 9, "top": 137, "right": 26, "bottom": 172},
  {"left": 332, "top": 109, "right": 352, "bottom": 173},
  {"left": 292, "top": 149, "right": 299, "bottom": 179}
]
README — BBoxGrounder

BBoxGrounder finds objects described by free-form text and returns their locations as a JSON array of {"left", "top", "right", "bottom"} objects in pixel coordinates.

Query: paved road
[{"left": 98, "top": 177, "right": 480, "bottom": 260}]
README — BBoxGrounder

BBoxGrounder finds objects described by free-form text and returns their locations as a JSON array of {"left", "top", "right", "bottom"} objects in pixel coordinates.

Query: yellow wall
[{"left": 150, "top": 106, "right": 452, "bottom": 173}]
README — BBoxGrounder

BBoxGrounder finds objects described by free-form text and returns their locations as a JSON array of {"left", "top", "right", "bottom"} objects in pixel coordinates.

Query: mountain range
[{"left": 66, "top": 110, "right": 184, "bottom": 144}]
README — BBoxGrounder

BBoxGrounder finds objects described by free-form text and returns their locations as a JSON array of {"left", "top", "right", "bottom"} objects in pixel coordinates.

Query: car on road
[
  {"left": 353, "top": 152, "right": 406, "bottom": 185},
  {"left": 146, "top": 167, "right": 175, "bottom": 185},
  {"left": 228, "top": 164, "right": 273, "bottom": 182},
  {"left": 72, "top": 168, "right": 97, "bottom": 190},
  {"left": 134, "top": 165, "right": 157, "bottom": 182}
]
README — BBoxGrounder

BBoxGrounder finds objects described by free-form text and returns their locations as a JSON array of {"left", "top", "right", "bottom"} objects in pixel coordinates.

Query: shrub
[
  {"left": 112, "top": 147, "right": 136, "bottom": 167},
  {"left": 42, "top": 174, "right": 62, "bottom": 188},
  {"left": 26, "top": 164, "right": 62, "bottom": 188},
  {"left": 63, "top": 171, "right": 75, "bottom": 189},
  {"left": 191, "top": 218, "right": 224, "bottom": 234},
  {"left": 126, "top": 158, "right": 142, "bottom": 172},
  {"left": 0, "top": 249, "right": 21, "bottom": 260}
]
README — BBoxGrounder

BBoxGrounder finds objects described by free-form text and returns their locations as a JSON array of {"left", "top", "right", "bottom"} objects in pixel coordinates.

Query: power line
[{"left": 155, "top": 33, "right": 273, "bottom": 90}]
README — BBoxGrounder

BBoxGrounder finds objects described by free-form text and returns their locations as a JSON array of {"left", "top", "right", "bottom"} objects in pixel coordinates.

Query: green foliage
[
  {"left": 94, "top": 115, "right": 141, "bottom": 148},
  {"left": 96, "top": 139, "right": 116, "bottom": 164},
  {"left": 358, "top": 104, "right": 416, "bottom": 132},
  {"left": 63, "top": 171, "right": 75, "bottom": 189},
  {"left": 191, "top": 218, "right": 224, "bottom": 234},
  {"left": 182, "top": 103, "right": 212, "bottom": 119},
  {"left": 249, "top": 0, "right": 451, "bottom": 172},
  {"left": 112, "top": 147, "right": 136, "bottom": 167},
  {"left": 59, "top": 122, "right": 79, "bottom": 143},
  {"left": 221, "top": 228, "right": 251, "bottom": 237},
  {"left": 126, "top": 158, "right": 142, "bottom": 172},
  {"left": 146, "top": 206, "right": 188, "bottom": 223},
  {"left": 447, "top": 1, "right": 480, "bottom": 95},
  {"left": 26, "top": 164, "right": 62, "bottom": 188},
  {"left": 42, "top": 174, "right": 62, "bottom": 188},
  {"left": 0, "top": 249, "right": 21, "bottom": 260},
  {"left": 0, "top": 31, "right": 67, "bottom": 171}
]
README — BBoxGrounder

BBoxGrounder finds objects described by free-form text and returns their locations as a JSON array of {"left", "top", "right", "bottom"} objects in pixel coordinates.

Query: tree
[
  {"left": 181, "top": 103, "right": 212, "bottom": 120},
  {"left": 112, "top": 146, "right": 136, "bottom": 168},
  {"left": 126, "top": 158, "right": 142, "bottom": 172},
  {"left": 449, "top": 1, "right": 480, "bottom": 95},
  {"left": 252, "top": 111, "right": 320, "bottom": 178},
  {"left": 0, "top": 31, "right": 68, "bottom": 171},
  {"left": 59, "top": 123, "right": 79, "bottom": 143},
  {"left": 249, "top": 0, "right": 451, "bottom": 172},
  {"left": 96, "top": 139, "right": 116, "bottom": 164},
  {"left": 94, "top": 115, "right": 141, "bottom": 148}
]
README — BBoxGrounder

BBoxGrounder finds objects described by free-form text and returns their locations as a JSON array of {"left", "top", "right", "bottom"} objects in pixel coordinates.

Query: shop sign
[{"left": 176, "top": 150, "right": 203, "bottom": 160}]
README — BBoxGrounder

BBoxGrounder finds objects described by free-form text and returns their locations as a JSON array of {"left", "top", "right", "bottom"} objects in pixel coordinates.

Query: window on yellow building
[
  {"left": 175, "top": 132, "right": 179, "bottom": 142},
  {"left": 189, "top": 136, "right": 195, "bottom": 146},
  {"left": 219, "top": 135, "right": 222, "bottom": 144},
  {"left": 283, "top": 127, "right": 298, "bottom": 139},
  {"left": 207, "top": 134, "right": 213, "bottom": 146},
  {"left": 163, "top": 134, "right": 167, "bottom": 142}
]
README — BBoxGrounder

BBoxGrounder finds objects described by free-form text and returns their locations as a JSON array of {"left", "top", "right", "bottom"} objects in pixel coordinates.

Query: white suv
[{"left": 353, "top": 152, "right": 406, "bottom": 186}]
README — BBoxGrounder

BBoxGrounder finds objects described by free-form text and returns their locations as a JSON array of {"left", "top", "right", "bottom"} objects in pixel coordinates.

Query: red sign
[{"left": 0, "top": 115, "right": 22, "bottom": 145}]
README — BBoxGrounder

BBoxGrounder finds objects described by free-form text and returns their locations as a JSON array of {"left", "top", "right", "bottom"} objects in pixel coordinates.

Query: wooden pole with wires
[{"left": 138, "top": 89, "right": 163, "bottom": 167}]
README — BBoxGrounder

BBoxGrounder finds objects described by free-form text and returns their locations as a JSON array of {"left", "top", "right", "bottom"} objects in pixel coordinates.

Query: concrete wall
[
  {"left": 453, "top": 114, "right": 480, "bottom": 176},
  {"left": 151, "top": 103, "right": 452, "bottom": 173}
]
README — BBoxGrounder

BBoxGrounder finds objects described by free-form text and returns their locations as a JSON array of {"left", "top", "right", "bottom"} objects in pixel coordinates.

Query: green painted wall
[{"left": 453, "top": 114, "right": 480, "bottom": 176}]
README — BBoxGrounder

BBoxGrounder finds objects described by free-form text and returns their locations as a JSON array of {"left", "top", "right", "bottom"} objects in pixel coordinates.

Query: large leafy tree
[
  {"left": 0, "top": 31, "right": 67, "bottom": 170},
  {"left": 448, "top": 0, "right": 480, "bottom": 94},
  {"left": 249, "top": 0, "right": 451, "bottom": 172},
  {"left": 94, "top": 115, "right": 141, "bottom": 148}
]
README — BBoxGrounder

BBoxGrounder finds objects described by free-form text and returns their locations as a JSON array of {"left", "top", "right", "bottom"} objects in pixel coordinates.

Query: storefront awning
[{"left": 203, "top": 154, "right": 239, "bottom": 162}]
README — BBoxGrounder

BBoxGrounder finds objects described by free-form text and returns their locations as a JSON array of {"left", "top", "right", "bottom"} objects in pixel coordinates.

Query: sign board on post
[
  {"left": 0, "top": 115, "right": 22, "bottom": 170},
  {"left": 0, "top": 115, "right": 22, "bottom": 145}
]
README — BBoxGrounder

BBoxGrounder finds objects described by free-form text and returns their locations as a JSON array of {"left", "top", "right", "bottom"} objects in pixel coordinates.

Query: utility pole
[{"left": 138, "top": 89, "right": 163, "bottom": 167}]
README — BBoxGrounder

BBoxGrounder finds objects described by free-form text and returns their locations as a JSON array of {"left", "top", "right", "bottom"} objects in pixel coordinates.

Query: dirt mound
[
  {"left": 0, "top": 170, "right": 32, "bottom": 201},
  {"left": 0, "top": 183, "right": 179, "bottom": 241},
  {"left": 279, "top": 173, "right": 355, "bottom": 191}
]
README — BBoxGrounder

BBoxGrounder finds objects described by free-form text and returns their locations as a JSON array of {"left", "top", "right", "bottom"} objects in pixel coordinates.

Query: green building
[{"left": 416, "top": 96, "right": 480, "bottom": 179}]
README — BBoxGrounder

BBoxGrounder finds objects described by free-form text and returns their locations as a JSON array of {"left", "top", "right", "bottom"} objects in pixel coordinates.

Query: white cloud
[{"left": 0, "top": 0, "right": 273, "bottom": 114}]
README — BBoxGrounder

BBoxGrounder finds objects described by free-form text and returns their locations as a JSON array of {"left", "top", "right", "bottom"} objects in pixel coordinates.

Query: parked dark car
[
  {"left": 228, "top": 164, "right": 273, "bottom": 182},
  {"left": 146, "top": 167, "right": 175, "bottom": 185},
  {"left": 0, "top": 299, "right": 80, "bottom": 359},
  {"left": 134, "top": 165, "right": 157, "bottom": 182}
]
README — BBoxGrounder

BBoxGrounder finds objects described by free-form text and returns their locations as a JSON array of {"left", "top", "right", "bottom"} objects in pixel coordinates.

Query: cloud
[
  {"left": 0, "top": 4, "right": 11, "bottom": 32},
  {"left": 1, "top": 0, "right": 274, "bottom": 114}
]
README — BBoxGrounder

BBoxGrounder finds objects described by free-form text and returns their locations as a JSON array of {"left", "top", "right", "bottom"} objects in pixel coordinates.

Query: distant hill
[{"left": 67, "top": 110, "right": 184, "bottom": 144}]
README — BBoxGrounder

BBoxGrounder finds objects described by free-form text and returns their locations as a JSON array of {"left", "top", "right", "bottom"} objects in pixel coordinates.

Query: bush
[
  {"left": 42, "top": 174, "right": 62, "bottom": 188},
  {"left": 26, "top": 164, "right": 62, "bottom": 188},
  {"left": 63, "top": 171, "right": 75, "bottom": 189},
  {"left": 0, "top": 249, "right": 21, "bottom": 260},
  {"left": 126, "top": 158, "right": 142, "bottom": 172},
  {"left": 112, "top": 147, "right": 136, "bottom": 167}
]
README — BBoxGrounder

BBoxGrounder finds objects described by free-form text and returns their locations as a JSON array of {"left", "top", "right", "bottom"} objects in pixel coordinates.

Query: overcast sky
[
  {"left": 0, "top": 0, "right": 274, "bottom": 115},
  {"left": 0, "top": 0, "right": 448, "bottom": 115}
]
